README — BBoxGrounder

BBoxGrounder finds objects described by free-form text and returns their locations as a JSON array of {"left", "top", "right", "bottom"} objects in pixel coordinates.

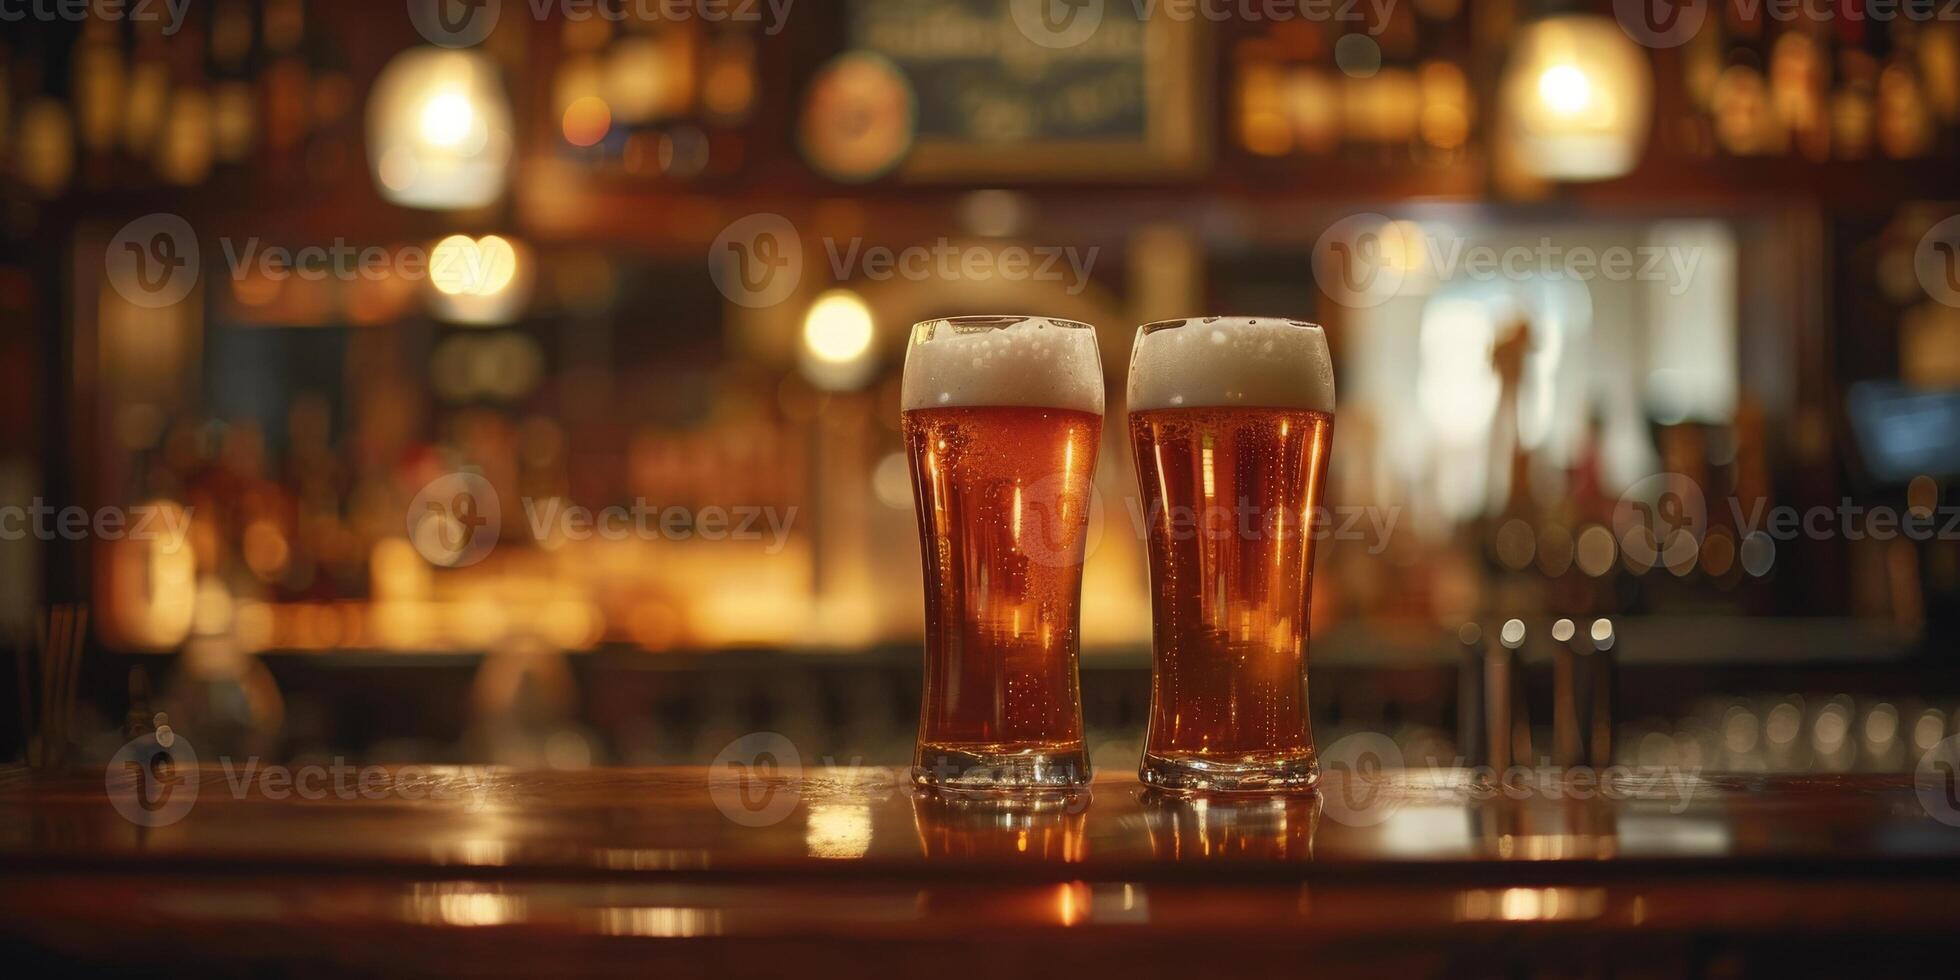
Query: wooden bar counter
[{"left": 3, "top": 765, "right": 1959, "bottom": 976}]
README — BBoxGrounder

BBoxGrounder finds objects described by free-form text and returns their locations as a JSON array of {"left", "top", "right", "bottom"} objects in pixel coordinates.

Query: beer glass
[
  {"left": 1128, "top": 317, "right": 1335, "bottom": 792},
  {"left": 903, "top": 315, "right": 1103, "bottom": 789}
]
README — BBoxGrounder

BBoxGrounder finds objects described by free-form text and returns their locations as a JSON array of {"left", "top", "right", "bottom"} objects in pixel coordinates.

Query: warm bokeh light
[
  {"left": 1537, "top": 65, "right": 1593, "bottom": 116},
  {"left": 562, "top": 96, "right": 612, "bottom": 148},
  {"left": 431, "top": 235, "right": 519, "bottom": 297},
  {"left": 798, "top": 289, "right": 877, "bottom": 390},
  {"left": 427, "top": 235, "right": 532, "bottom": 325},
  {"left": 367, "top": 47, "right": 513, "bottom": 209},
  {"left": 1501, "top": 15, "right": 1652, "bottom": 181},
  {"left": 419, "top": 91, "right": 476, "bottom": 147}
]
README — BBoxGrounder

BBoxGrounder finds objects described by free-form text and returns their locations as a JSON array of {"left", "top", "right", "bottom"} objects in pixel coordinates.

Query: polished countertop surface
[
  {"left": 1, "top": 764, "right": 1958, "bottom": 873},
  {"left": 3, "top": 765, "right": 1959, "bottom": 974}
]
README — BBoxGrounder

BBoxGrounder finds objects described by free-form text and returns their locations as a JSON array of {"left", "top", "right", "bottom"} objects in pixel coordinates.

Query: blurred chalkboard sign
[{"left": 846, "top": 0, "right": 1206, "bottom": 178}]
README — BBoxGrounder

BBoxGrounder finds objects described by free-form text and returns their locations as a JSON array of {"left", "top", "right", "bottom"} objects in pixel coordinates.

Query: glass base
[
  {"left": 913, "top": 743, "right": 1091, "bottom": 790},
  {"left": 1139, "top": 750, "right": 1320, "bottom": 794}
]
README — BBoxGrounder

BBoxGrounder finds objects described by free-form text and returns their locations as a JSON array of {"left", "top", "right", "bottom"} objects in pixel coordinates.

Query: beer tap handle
[
  {"left": 1551, "top": 619, "right": 1585, "bottom": 768},
  {"left": 1586, "top": 618, "right": 1617, "bottom": 769},
  {"left": 1507, "top": 620, "right": 1533, "bottom": 769},
  {"left": 1484, "top": 620, "right": 1527, "bottom": 774},
  {"left": 1457, "top": 623, "right": 1485, "bottom": 767}
]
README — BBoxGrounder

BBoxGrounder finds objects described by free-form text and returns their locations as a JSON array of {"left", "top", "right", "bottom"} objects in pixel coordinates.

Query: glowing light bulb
[
  {"left": 1537, "top": 65, "right": 1593, "bottom": 116},
  {"left": 367, "top": 47, "right": 513, "bottom": 210},
  {"left": 420, "top": 92, "right": 475, "bottom": 147},
  {"left": 803, "top": 290, "right": 874, "bottom": 365},
  {"left": 797, "top": 289, "right": 877, "bottom": 391},
  {"left": 1501, "top": 15, "right": 1652, "bottom": 181}
]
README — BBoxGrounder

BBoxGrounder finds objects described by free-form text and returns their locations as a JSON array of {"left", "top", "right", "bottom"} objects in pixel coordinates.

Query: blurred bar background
[{"left": 2, "top": 0, "right": 1958, "bottom": 776}]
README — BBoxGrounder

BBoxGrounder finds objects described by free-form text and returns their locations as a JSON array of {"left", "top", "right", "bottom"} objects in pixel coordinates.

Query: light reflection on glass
[
  {"left": 911, "top": 790, "right": 1088, "bottom": 862},
  {"left": 1143, "top": 792, "right": 1320, "bottom": 860}
]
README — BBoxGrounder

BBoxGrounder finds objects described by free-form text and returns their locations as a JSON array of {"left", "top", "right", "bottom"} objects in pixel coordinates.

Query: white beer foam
[
  {"left": 901, "top": 316, "right": 1105, "bottom": 415},
  {"left": 1127, "top": 317, "right": 1335, "bottom": 412}
]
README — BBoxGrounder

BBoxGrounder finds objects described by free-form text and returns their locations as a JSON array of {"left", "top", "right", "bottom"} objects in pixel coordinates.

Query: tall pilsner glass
[
  {"left": 1128, "top": 317, "right": 1335, "bottom": 792},
  {"left": 902, "top": 316, "right": 1104, "bottom": 789}
]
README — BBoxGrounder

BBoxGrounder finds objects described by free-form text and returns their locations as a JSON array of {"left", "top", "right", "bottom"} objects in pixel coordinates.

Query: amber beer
[
  {"left": 902, "top": 316, "right": 1104, "bottom": 788},
  {"left": 1128, "top": 317, "right": 1335, "bottom": 792}
]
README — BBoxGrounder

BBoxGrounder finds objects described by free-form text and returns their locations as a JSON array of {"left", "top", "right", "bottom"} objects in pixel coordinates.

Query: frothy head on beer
[
  {"left": 1127, "top": 317, "right": 1335, "bottom": 413},
  {"left": 903, "top": 316, "right": 1105, "bottom": 415}
]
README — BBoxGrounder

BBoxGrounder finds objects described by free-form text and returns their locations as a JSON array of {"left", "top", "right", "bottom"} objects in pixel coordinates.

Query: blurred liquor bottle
[
  {"left": 1230, "top": 0, "right": 1469, "bottom": 165},
  {"left": 208, "top": 0, "right": 259, "bottom": 169},
  {"left": 551, "top": 10, "right": 753, "bottom": 181}
]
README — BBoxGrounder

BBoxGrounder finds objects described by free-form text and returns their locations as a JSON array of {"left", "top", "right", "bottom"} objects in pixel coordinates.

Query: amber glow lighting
[
  {"left": 97, "top": 502, "right": 197, "bottom": 651},
  {"left": 428, "top": 234, "right": 531, "bottom": 325},
  {"left": 799, "top": 289, "right": 877, "bottom": 390},
  {"left": 1501, "top": 16, "right": 1653, "bottom": 181},
  {"left": 367, "top": 47, "right": 513, "bottom": 210},
  {"left": 561, "top": 96, "right": 613, "bottom": 148}
]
